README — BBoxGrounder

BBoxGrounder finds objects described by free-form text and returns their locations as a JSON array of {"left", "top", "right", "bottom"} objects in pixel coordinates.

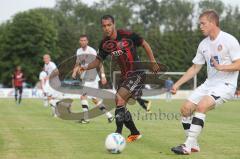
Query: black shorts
[
  {"left": 15, "top": 86, "right": 23, "bottom": 94},
  {"left": 117, "top": 71, "right": 146, "bottom": 99}
]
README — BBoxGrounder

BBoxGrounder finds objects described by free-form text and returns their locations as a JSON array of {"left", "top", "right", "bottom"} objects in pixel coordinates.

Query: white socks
[
  {"left": 182, "top": 116, "right": 192, "bottom": 137},
  {"left": 184, "top": 112, "right": 206, "bottom": 149}
]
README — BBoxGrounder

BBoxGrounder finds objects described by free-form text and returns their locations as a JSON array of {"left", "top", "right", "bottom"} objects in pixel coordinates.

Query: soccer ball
[{"left": 105, "top": 133, "right": 126, "bottom": 154}]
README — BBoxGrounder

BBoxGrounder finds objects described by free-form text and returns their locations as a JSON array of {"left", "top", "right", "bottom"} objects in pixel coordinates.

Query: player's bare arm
[
  {"left": 83, "top": 58, "right": 101, "bottom": 70},
  {"left": 72, "top": 56, "right": 81, "bottom": 79},
  {"left": 142, "top": 40, "right": 160, "bottom": 73},
  {"left": 73, "top": 58, "right": 101, "bottom": 78},
  {"left": 99, "top": 62, "right": 107, "bottom": 85},
  {"left": 171, "top": 64, "right": 203, "bottom": 94},
  {"left": 211, "top": 57, "right": 240, "bottom": 72}
]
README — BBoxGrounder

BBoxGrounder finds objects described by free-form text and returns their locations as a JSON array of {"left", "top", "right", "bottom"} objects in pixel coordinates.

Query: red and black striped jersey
[
  {"left": 98, "top": 29, "right": 143, "bottom": 78},
  {"left": 12, "top": 71, "right": 24, "bottom": 87}
]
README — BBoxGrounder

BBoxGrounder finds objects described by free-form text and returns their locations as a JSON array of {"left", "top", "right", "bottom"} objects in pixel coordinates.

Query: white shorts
[
  {"left": 82, "top": 80, "right": 99, "bottom": 89},
  {"left": 188, "top": 81, "right": 236, "bottom": 106}
]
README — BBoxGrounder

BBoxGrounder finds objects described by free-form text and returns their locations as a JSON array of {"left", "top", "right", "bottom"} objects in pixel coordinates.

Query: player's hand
[
  {"left": 77, "top": 66, "right": 85, "bottom": 74},
  {"left": 170, "top": 84, "right": 179, "bottom": 95},
  {"left": 151, "top": 62, "right": 160, "bottom": 74},
  {"left": 72, "top": 67, "right": 78, "bottom": 79},
  {"left": 72, "top": 71, "right": 77, "bottom": 79},
  {"left": 101, "top": 77, "right": 107, "bottom": 85},
  {"left": 211, "top": 57, "right": 223, "bottom": 71}
]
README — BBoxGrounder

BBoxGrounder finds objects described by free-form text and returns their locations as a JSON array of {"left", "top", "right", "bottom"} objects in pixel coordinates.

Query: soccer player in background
[
  {"left": 12, "top": 66, "right": 25, "bottom": 105},
  {"left": 171, "top": 10, "right": 240, "bottom": 155},
  {"left": 43, "top": 54, "right": 59, "bottom": 117},
  {"left": 76, "top": 15, "right": 160, "bottom": 142},
  {"left": 72, "top": 35, "right": 114, "bottom": 124}
]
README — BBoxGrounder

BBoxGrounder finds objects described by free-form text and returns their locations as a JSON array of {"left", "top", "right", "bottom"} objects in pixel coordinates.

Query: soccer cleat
[
  {"left": 126, "top": 134, "right": 142, "bottom": 143},
  {"left": 191, "top": 143, "right": 200, "bottom": 152},
  {"left": 108, "top": 117, "right": 114, "bottom": 123},
  {"left": 146, "top": 101, "right": 151, "bottom": 113},
  {"left": 171, "top": 144, "right": 191, "bottom": 155},
  {"left": 79, "top": 119, "right": 90, "bottom": 124}
]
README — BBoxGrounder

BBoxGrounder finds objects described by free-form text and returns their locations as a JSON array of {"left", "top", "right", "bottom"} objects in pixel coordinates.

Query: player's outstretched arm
[
  {"left": 72, "top": 66, "right": 79, "bottom": 79},
  {"left": 83, "top": 58, "right": 101, "bottom": 70},
  {"left": 142, "top": 40, "right": 160, "bottom": 73},
  {"left": 72, "top": 56, "right": 81, "bottom": 79},
  {"left": 171, "top": 64, "right": 202, "bottom": 94}
]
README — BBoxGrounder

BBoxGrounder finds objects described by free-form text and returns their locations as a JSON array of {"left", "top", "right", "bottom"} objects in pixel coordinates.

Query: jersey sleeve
[
  {"left": 75, "top": 49, "right": 81, "bottom": 64},
  {"left": 192, "top": 43, "right": 205, "bottom": 65},
  {"left": 51, "top": 62, "right": 57, "bottom": 70},
  {"left": 90, "top": 47, "right": 97, "bottom": 56},
  {"left": 131, "top": 32, "right": 143, "bottom": 47},
  {"left": 228, "top": 37, "right": 240, "bottom": 61}
]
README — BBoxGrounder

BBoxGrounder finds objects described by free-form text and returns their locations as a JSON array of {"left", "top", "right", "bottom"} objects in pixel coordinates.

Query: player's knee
[
  {"left": 195, "top": 105, "right": 208, "bottom": 113},
  {"left": 92, "top": 98, "right": 99, "bottom": 105},
  {"left": 115, "top": 98, "right": 126, "bottom": 106},
  {"left": 81, "top": 95, "right": 87, "bottom": 100},
  {"left": 180, "top": 101, "right": 196, "bottom": 116},
  {"left": 115, "top": 94, "right": 126, "bottom": 106},
  {"left": 180, "top": 105, "right": 192, "bottom": 117}
]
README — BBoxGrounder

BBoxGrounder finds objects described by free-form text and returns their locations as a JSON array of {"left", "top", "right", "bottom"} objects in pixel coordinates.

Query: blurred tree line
[{"left": 0, "top": 0, "right": 239, "bottom": 88}]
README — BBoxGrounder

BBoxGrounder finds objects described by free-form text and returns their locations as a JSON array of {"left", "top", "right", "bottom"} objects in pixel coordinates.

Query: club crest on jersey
[{"left": 217, "top": 44, "right": 223, "bottom": 52}]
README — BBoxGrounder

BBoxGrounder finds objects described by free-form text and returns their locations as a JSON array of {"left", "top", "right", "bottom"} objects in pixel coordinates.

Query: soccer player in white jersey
[
  {"left": 39, "top": 67, "right": 48, "bottom": 107},
  {"left": 171, "top": 10, "right": 240, "bottom": 155},
  {"left": 43, "top": 54, "right": 59, "bottom": 117},
  {"left": 72, "top": 35, "right": 114, "bottom": 124}
]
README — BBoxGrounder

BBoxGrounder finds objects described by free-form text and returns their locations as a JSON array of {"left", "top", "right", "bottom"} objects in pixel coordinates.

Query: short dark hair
[
  {"left": 200, "top": 9, "right": 219, "bottom": 27},
  {"left": 80, "top": 34, "right": 88, "bottom": 39},
  {"left": 101, "top": 15, "right": 115, "bottom": 24}
]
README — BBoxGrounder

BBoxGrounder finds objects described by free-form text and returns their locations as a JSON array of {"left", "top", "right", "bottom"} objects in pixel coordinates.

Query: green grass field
[{"left": 0, "top": 98, "right": 240, "bottom": 159}]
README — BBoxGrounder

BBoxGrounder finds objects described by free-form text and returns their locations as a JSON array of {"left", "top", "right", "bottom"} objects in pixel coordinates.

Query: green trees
[{"left": 0, "top": 9, "right": 59, "bottom": 86}]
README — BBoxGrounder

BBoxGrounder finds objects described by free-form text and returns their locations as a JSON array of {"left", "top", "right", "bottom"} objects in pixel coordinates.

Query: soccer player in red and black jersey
[
  {"left": 77, "top": 15, "right": 160, "bottom": 142},
  {"left": 12, "top": 66, "right": 25, "bottom": 105}
]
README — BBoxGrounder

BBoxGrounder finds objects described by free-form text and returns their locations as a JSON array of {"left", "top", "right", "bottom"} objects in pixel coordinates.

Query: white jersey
[
  {"left": 76, "top": 46, "right": 100, "bottom": 82},
  {"left": 192, "top": 31, "right": 240, "bottom": 87},
  {"left": 43, "top": 61, "right": 57, "bottom": 96},
  {"left": 44, "top": 61, "right": 57, "bottom": 76}
]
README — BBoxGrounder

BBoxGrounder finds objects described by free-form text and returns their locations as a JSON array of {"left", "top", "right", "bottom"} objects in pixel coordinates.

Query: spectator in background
[{"left": 165, "top": 77, "right": 173, "bottom": 102}]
